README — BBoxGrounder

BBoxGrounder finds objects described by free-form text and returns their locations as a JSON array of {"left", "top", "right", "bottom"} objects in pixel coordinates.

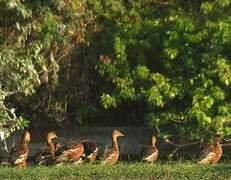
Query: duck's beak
[{"left": 120, "top": 133, "right": 125, "bottom": 137}]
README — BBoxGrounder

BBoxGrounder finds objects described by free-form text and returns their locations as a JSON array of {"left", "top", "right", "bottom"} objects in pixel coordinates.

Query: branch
[
  {"left": 221, "top": 143, "right": 231, "bottom": 147},
  {"left": 220, "top": 139, "right": 231, "bottom": 147},
  {"left": 165, "top": 139, "right": 201, "bottom": 157},
  {"left": 165, "top": 139, "right": 200, "bottom": 148}
]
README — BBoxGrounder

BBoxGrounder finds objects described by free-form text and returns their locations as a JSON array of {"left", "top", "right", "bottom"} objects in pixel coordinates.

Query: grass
[{"left": 0, "top": 161, "right": 231, "bottom": 180}]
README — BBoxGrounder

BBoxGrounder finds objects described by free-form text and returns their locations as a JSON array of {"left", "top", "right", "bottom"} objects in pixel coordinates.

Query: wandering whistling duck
[
  {"left": 142, "top": 135, "right": 159, "bottom": 163},
  {"left": 102, "top": 129, "right": 125, "bottom": 165},
  {"left": 53, "top": 142, "right": 84, "bottom": 166},
  {"left": 81, "top": 140, "right": 99, "bottom": 162},
  {"left": 9, "top": 131, "right": 31, "bottom": 168},
  {"left": 199, "top": 134, "right": 222, "bottom": 164},
  {"left": 35, "top": 132, "right": 58, "bottom": 165}
]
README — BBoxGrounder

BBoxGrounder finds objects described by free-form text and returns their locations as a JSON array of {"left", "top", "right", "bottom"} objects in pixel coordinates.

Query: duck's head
[
  {"left": 47, "top": 131, "right": 58, "bottom": 141},
  {"left": 112, "top": 129, "right": 125, "bottom": 139},
  {"left": 152, "top": 135, "right": 157, "bottom": 145},
  {"left": 23, "top": 131, "right": 31, "bottom": 142}
]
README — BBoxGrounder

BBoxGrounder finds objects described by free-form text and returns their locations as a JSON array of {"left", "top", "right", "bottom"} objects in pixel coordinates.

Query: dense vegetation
[
  {"left": 0, "top": 162, "right": 231, "bottom": 179},
  {"left": 1, "top": 0, "right": 231, "bottom": 142}
]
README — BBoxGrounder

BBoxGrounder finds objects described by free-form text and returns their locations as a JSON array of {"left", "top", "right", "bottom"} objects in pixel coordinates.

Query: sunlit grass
[{"left": 0, "top": 161, "right": 231, "bottom": 179}]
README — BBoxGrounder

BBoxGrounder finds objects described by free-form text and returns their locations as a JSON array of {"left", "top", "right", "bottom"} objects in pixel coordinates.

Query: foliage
[
  {"left": 0, "top": 0, "right": 95, "bottom": 136},
  {"left": 95, "top": 0, "right": 231, "bottom": 141},
  {"left": 1, "top": 0, "right": 231, "bottom": 142}
]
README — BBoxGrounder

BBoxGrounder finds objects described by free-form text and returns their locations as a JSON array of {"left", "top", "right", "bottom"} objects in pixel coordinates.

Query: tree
[
  {"left": 0, "top": 0, "right": 95, "bottom": 137},
  {"left": 1, "top": 0, "right": 231, "bottom": 143},
  {"left": 96, "top": 0, "right": 231, "bottom": 141}
]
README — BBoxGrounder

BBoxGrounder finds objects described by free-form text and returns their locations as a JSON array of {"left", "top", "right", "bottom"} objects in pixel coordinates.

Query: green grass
[{"left": 0, "top": 162, "right": 231, "bottom": 180}]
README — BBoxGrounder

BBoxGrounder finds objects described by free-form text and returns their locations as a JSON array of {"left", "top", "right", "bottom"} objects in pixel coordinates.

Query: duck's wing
[
  {"left": 54, "top": 143, "right": 84, "bottom": 165},
  {"left": 199, "top": 144, "right": 215, "bottom": 164},
  {"left": 34, "top": 147, "right": 53, "bottom": 165},
  {"left": 81, "top": 140, "right": 99, "bottom": 161},
  {"left": 9, "top": 145, "right": 28, "bottom": 165},
  {"left": 200, "top": 152, "right": 215, "bottom": 164},
  {"left": 200, "top": 143, "right": 214, "bottom": 157},
  {"left": 102, "top": 145, "right": 117, "bottom": 163},
  {"left": 103, "top": 145, "right": 111, "bottom": 159},
  {"left": 142, "top": 146, "right": 158, "bottom": 162},
  {"left": 56, "top": 143, "right": 82, "bottom": 155}
]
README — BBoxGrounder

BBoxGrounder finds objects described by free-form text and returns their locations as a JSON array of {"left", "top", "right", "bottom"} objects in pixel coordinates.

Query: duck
[
  {"left": 199, "top": 134, "right": 222, "bottom": 164},
  {"left": 142, "top": 135, "right": 159, "bottom": 163},
  {"left": 81, "top": 140, "right": 99, "bottom": 162},
  {"left": 8, "top": 131, "right": 31, "bottom": 168},
  {"left": 102, "top": 129, "right": 125, "bottom": 165},
  {"left": 35, "top": 131, "right": 58, "bottom": 165},
  {"left": 53, "top": 141, "right": 84, "bottom": 166}
]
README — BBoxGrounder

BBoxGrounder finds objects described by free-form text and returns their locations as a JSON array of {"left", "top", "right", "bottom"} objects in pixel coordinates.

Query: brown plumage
[
  {"left": 9, "top": 131, "right": 31, "bottom": 168},
  {"left": 102, "top": 129, "right": 125, "bottom": 165},
  {"left": 35, "top": 132, "right": 58, "bottom": 165},
  {"left": 81, "top": 140, "right": 99, "bottom": 162},
  {"left": 53, "top": 142, "right": 84, "bottom": 166},
  {"left": 199, "top": 134, "right": 222, "bottom": 164},
  {"left": 142, "top": 135, "right": 159, "bottom": 163}
]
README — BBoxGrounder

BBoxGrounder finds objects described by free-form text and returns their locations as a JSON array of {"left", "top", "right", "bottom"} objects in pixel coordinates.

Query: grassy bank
[{"left": 0, "top": 162, "right": 230, "bottom": 180}]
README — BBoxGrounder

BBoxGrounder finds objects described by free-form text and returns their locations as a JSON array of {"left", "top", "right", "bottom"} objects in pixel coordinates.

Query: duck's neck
[
  {"left": 214, "top": 140, "right": 222, "bottom": 155},
  {"left": 112, "top": 137, "right": 119, "bottom": 151},
  {"left": 47, "top": 139, "right": 55, "bottom": 156},
  {"left": 20, "top": 139, "right": 29, "bottom": 152},
  {"left": 152, "top": 140, "right": 156, "bottom": 147},
  {"left": 214, "top": 140, "right": 220, "bottom": 147},
  {"left": 21, "top": 139, "right": 28, "bottom": 146}
]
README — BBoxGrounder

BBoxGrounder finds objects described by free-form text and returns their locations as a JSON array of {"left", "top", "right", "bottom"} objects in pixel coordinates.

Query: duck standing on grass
[
  {"left": 102, "top": 129, "right": 125, "bottom": 165},
  {"left": 142, "top": 135, "right": 159, "bottom": 164},
  {"left": 35, "top": 131, "right": 58, "bottom": 165},
  {"left": 9, "top": 131, "right": 31, "bottom": 168},
  {"left": 199, "top": 134, "right": 222, "bottom": 164},
  {"left": 52, "top": 141, "right": 84, "bottom": 166}
]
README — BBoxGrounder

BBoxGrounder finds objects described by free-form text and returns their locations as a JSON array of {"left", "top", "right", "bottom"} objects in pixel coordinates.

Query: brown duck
[
  {"left": 199, "top": 134, "right": 222, "bottom": 164},
  {"left": 35, "top": 131, "right": 58, "bottom": 165},
  {"left": 53, "top": 142, "right": 84, "bottom": 166},
  {"left": 142, "top": 135, "right": 159, "bottom": 163},
  {"left": 9, "top": 131, "right": 31, "bottom": 168},
  {"left": 102, "top": 129, "right": 125, "bottom": 165}
]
